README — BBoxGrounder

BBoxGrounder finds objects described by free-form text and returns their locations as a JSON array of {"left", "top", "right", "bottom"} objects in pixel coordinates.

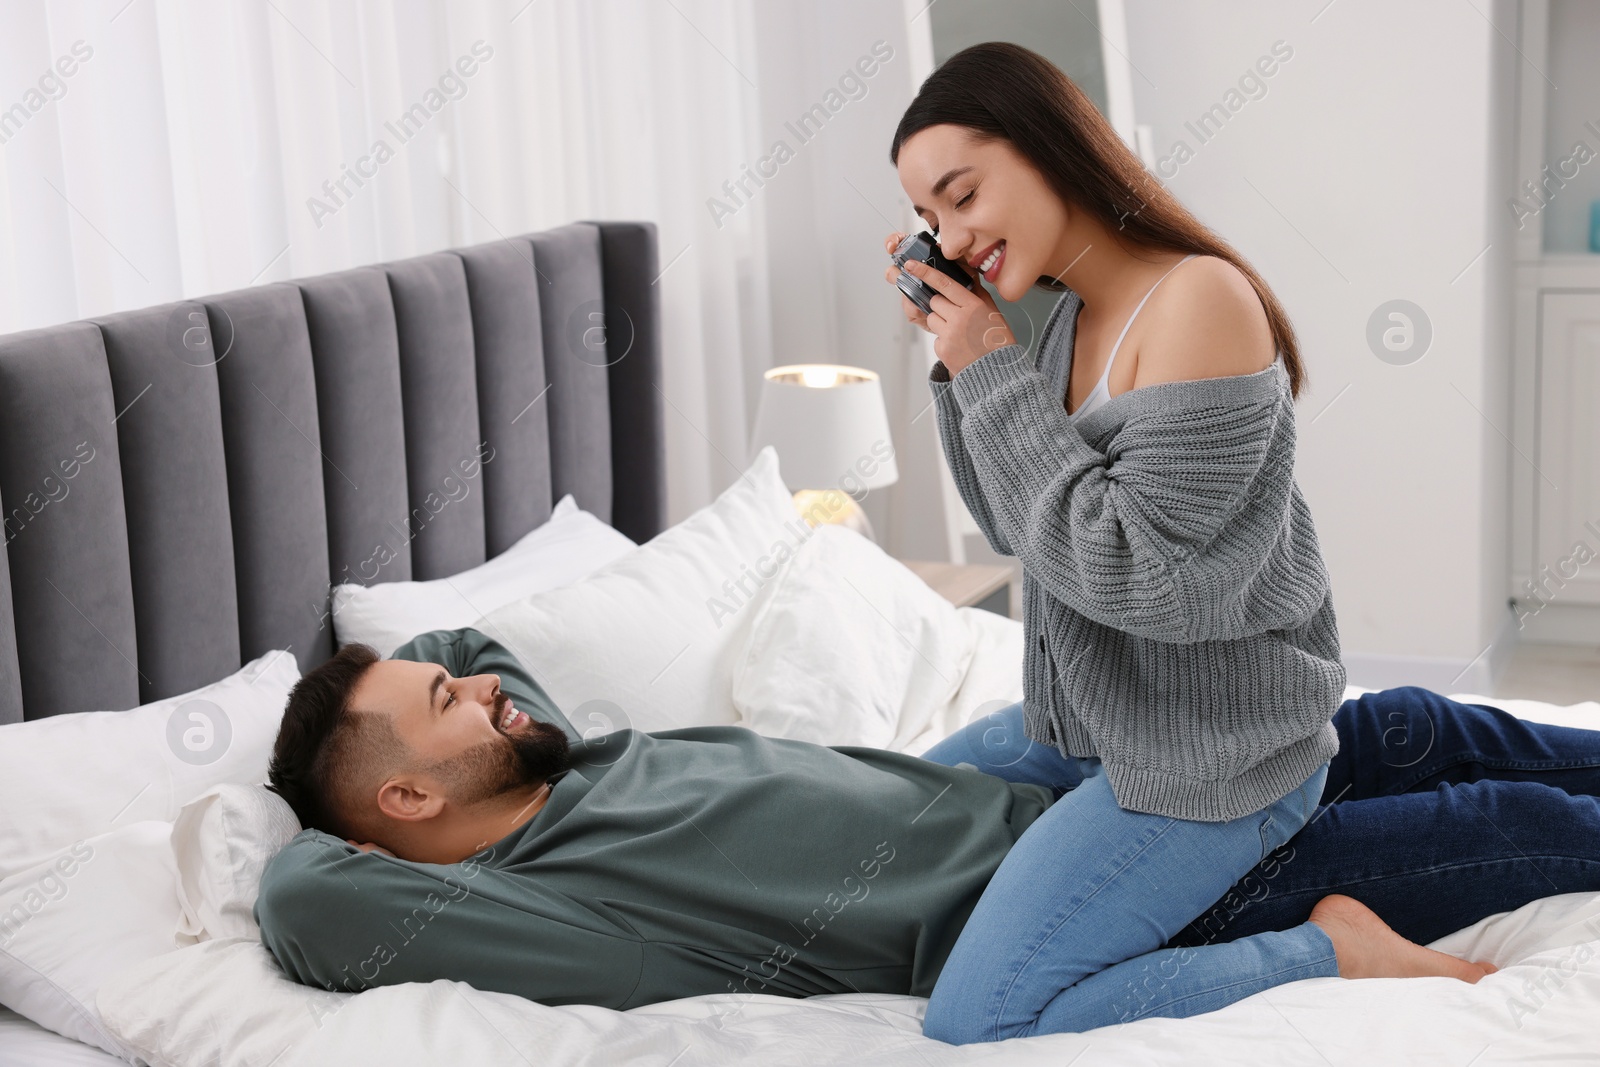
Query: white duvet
[{"left": 83, "top": 605, "right": 1600, "bottom": 1066}]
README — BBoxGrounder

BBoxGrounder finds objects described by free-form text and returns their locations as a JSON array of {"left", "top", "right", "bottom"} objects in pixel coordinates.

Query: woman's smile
[{"left": 972, "top": 240, "right": 1006, "bottom": 282}]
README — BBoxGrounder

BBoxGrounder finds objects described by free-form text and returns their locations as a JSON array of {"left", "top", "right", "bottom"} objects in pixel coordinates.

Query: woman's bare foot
[{"left": 1309, "top": 894, "right": 1498, "bottom": 982}]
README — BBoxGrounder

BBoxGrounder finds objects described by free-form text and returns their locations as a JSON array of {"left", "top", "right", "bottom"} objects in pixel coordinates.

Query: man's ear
[{"left": 375, "top": 777, "right": 445, "bottom": 823}]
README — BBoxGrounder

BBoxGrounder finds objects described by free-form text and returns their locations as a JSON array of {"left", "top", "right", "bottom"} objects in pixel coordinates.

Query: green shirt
[{"left": 255, "top": 627, "right": 1054, "bottom": 1009}]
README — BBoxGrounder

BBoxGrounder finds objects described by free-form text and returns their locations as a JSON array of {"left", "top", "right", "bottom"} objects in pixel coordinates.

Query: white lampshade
[{"left": 748, "top": 363, "right": 899, "bottom": 491}]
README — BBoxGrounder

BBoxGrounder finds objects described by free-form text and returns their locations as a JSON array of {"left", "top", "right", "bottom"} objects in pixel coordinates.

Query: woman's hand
[{"left": 882, "top": 231, "right": 1017, "bottom": 376}]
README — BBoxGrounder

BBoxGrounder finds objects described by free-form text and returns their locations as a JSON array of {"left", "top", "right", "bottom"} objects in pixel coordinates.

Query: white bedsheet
[
  {"left": 90, "top": 611, "right": 1600, "bottom": 1066},
  {"left": 311, "top": 908, "right": 1600, "bottom": 1065},
  {"left": 0, "top": 1007, "right": 124, "bottom": 1067}
]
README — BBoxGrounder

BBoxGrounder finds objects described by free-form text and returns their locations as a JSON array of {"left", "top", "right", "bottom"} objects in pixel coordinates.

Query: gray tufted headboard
[{"left": 0, "top": 220, "right": 666, "bottom": 723}]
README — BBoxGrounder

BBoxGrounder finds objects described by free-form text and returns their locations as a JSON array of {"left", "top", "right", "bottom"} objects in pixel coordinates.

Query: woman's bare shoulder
[{"left": 1135, "top": 254, "right": 1277, "bottom": 387}]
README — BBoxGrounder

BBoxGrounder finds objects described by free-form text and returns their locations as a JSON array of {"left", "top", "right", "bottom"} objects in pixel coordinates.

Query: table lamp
[{"left": 748, "top": 363, "right": 898, "bottom": 542}]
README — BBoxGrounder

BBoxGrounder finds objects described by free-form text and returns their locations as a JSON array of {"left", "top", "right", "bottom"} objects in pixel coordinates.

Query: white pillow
[
  {"left": 100, "top": 937, "right": 335, "bottom": 1067},
  {"left": 0, "top": 648, "right": 300, "bottom": 883},
  {"left": 172, "top": 784, "right": 301, "bottom": 944},
  {"left": 0, "top": 820, "right": 187, "bottom": 1058},
  {"left": 331, "top": 494, "right": 638, "bottom": 659},
  {"left": 897, "top": 607, "right": 1027, "bottom": 756},
  {"left": 731, "top": 523, "right": 977, "bottom": 749},
  {"left": 473, "top": 446, "right": 802, "bottom": 734}
]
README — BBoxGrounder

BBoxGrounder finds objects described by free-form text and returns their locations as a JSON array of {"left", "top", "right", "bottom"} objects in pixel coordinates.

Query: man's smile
[{"left": 494, "top": 696, "right": 530, "bottom": 733}]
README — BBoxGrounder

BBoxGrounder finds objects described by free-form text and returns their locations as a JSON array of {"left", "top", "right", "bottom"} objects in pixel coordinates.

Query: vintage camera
[{"left": 891, "top": 229, "right": 978, "bottom": 315}]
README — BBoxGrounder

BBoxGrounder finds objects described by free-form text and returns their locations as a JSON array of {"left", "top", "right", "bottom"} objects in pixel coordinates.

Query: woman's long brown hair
[{"left": 889, "top": 41, "right": 1307, "bottom": 398}]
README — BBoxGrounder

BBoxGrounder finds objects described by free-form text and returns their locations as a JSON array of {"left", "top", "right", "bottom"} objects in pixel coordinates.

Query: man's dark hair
[{"left": 268, "top": 642, "right": 409, "bottom": 839}]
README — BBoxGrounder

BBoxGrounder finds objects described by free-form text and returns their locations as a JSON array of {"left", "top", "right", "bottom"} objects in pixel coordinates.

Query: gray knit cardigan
[{"left": 928, "top": 288, "right": 1344, "bottom": 822}]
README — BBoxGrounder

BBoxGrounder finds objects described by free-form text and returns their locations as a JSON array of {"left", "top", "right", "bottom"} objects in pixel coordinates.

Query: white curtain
[{"left": 0, "top": 0, "right": 951, "bottom": 554}]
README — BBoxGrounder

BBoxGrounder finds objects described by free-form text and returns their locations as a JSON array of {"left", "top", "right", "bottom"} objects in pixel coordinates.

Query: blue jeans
[
  {"left": 919, "top": 686, "right": 1600, "bottom": 1040},
  {"left": 1168, "top": 685, "right": 1600, "bottom": 949},
  {"left": 920, "top": 704, "right": 1334, "bottom": 1042}
]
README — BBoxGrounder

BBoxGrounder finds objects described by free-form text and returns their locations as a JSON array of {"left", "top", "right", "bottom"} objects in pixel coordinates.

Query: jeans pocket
[
  {"left": 1257, "top": 762, "right": 1330, "bottom": 861},
  {"left": 1256, "top": 804, "right": 1298, "bottom": 863},
  {"left": 1256, "top": 811, "right": 1280, "bottom": 863}
]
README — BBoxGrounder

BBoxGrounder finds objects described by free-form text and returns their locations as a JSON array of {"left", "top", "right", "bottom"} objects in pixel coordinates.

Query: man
[{"left": 256, "top": 627, "right": 1600, "bottom": 1027}]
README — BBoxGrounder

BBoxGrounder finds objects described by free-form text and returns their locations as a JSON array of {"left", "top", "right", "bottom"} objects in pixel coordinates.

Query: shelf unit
[{"left": 1509, "top": 0, "right": 1600, "bottom": 643}]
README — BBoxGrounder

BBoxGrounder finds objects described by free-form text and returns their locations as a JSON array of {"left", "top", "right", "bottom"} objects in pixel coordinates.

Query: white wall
[
  {"left": 741, "top": 2, "right": 953, "bottom": 560},
  {"left": 1123, "top": 0, "right": 1519, "bottom": 691}
]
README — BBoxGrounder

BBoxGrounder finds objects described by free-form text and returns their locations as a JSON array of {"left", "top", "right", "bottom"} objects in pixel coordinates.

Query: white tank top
[{"left": 1066, "top": 254, "right": 1197, "bottom": 421}]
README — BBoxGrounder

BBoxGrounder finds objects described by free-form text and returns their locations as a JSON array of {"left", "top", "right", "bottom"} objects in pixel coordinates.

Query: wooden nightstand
[{"left": 898, "top": 559, "right": 1014, "bottom": 617}]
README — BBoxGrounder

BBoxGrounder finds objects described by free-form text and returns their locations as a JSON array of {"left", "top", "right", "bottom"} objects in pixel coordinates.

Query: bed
[{"left": 1, "top": 220, "right": 1598, "bottom": 1066}]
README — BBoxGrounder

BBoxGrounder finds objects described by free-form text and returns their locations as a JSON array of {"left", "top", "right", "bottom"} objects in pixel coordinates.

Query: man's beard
[{"left": 423, "top": 693, "right": 573, "bottom": 808}]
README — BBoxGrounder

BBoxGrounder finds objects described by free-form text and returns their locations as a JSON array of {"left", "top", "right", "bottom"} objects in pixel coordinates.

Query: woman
[{"left": 881, "top": 42, "right": 1489, "bottom": 1043}]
